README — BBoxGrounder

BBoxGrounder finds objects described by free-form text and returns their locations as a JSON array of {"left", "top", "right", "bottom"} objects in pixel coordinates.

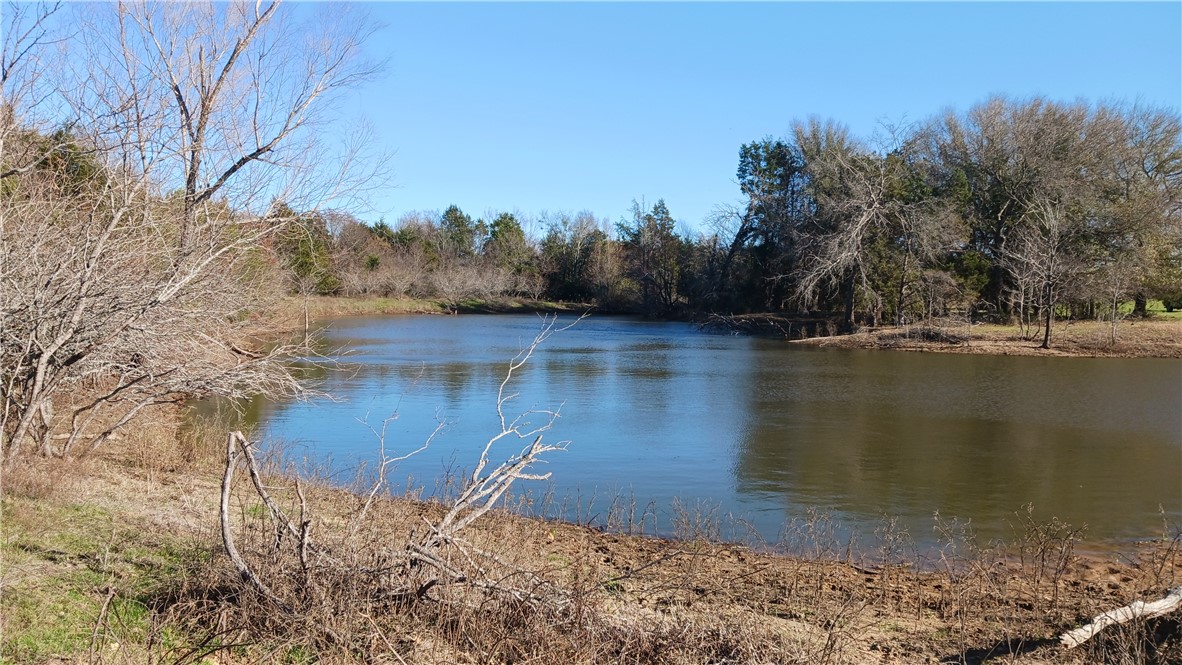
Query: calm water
[{"left": 224, "top": 314, "right": 1182, "bottom": 550}]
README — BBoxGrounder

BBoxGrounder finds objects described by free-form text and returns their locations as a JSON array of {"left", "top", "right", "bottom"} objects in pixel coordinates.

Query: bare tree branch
[{"left": 1, "top": 1, "right": 385, "bottom": 460}]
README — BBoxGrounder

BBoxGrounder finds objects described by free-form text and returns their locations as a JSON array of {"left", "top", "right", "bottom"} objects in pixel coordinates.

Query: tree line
[
  {"left": 273, "top": 200, "right": 679, "bottom": 313},
  {"left": 281, "top": 96, "right": 1181, "bottom": 348}
]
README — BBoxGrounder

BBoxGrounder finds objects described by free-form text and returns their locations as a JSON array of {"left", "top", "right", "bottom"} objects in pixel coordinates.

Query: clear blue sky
[{"left": 335, "top": 2, "right": 1181, "bottom": 233}]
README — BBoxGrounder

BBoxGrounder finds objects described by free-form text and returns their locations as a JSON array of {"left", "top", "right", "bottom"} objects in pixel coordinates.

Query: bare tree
[
  {"left": 792, "top": 129, "right": 881, "bottom": 331},
  {"left": 1096, "top": 257, "right": 1135, "bottom": 345},
  {"left": 1, "top": 1, "right": 384, "bottom": 461},
  {"left": 791, "top": 120, "right": 960, "bottom": 331},
  {"left": 999, "top": 195, "right": 1088, "bottom": 349}
]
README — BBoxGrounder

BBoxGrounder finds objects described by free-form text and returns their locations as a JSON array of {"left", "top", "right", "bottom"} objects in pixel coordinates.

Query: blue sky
[{"left": 336, "top": 2, "right": 1181, "bottom": 233}]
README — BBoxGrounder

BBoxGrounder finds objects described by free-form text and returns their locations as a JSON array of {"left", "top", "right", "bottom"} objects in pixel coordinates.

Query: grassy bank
[
  {"left": 789, "top": 318, "right": 1182, "bottom": 358},
  {"left": 2, "top": 410, "right": 1179, "bottom": 664}
]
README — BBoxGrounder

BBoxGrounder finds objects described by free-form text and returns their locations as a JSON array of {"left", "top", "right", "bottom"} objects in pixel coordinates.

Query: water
[{"left": 216, "top": 314, "right": 1182, "bottom": 550}]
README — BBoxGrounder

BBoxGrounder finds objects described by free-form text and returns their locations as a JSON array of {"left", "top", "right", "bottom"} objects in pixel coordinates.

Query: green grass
[
  {"left": 1113, "top": 298, "right": 1181, "bottom": 319},
  {"left": 1, "top": 496, "right": 198, "bottom": 664},
  {"left": 2, "top": 581, "right": 104, "bottom": 663},
  {"left": 281, "top": 644, "right": 319, "bottom": 664},
  {"left": 1147, "top": 299, "right": 1182, "bottom": 320},
  {"left": 302, "top": 295, "right": 446, "bottom": 317}
]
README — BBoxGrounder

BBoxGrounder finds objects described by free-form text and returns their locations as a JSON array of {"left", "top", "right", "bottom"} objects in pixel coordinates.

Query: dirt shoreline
[
  {"left": 3, "top": 425, "right": 1180, "bottom": 664},
  {"left": 692, "top": 311, "right": 1182, "bottom": 359}
]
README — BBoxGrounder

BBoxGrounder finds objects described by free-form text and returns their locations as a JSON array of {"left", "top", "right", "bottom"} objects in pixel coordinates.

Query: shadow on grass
[{"left": 943, "top": 636, "right": 1057, "bottom": 664}]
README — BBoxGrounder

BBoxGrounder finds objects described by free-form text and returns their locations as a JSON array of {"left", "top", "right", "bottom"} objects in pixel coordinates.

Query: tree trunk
[
  {"left": 841, "top": 271, "right": 856, "bottom": 334},
  {"left": 1133, "top": 293, "right": 1147, "bottom": 317},
  {"left": 1110, "top": 292, "right": 1119, "bottom": 346},
  {"left": 1041, "top": 304, "right": 1053, "bottom": 349},
  {"left": 895, "top": 270, "right": 907, "bottom": 327}
]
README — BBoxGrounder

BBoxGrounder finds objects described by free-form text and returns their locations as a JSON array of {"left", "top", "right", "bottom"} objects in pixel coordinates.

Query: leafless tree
[
  {"left": 1, "top": 1, "right": 384, "bottom": 461},
  {"left": 1000, "top": 195, "right": 1088, "bottom": 348},
  {"left": 792, "top": 139, "right": 882, "bottom": 330},
  {"left": 792, "top": 120, "right": 961, "bottom": 330},
  {"left": 1095, "top": 257, "right": 1136, "bottom": 345}
]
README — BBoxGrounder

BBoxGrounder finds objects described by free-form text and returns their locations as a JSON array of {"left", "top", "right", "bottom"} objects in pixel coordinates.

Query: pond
[{"left": 215, "top": 314, "right": 1182, "bottom": 551}]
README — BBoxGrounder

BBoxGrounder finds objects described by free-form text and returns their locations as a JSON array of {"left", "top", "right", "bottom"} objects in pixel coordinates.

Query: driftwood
[{"left": 1059, "top": 586, "right": 1182, "bottom": 648}]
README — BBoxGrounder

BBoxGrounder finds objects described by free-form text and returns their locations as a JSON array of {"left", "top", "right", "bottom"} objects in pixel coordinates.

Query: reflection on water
[
  {"left": 735, "top": 350, "right": 1182, "bottom": 545},
  {"left": 196, "top": 314, "right": 1182, "bottom": 549}
]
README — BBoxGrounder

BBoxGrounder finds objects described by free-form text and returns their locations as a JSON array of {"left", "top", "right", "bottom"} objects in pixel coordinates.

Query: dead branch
[
  {"left": 215, "top": 316, "right": 583, "bottom": 620},
  {"left": 428, "top": 314, "right": 585, "bottom": 546},
  {"left": 1059, "top": 586, "right": 1182, "bottom": 649},
  {"left": 348, "top": 411, "right": 442, "bottom": 536},
  {"left": 219, "top": 431, "right": 291, "bottom": 612}
]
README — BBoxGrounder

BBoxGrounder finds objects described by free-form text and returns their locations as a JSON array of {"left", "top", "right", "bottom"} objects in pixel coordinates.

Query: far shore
[
  {"left": 279, "top": 294, "right": 588, "bottom": 320},
  {"left": 787, "top": 319, "right": 1182, "bottom": 359},
  {"left": 271, "top": 296, "right": 1182, "bottom": 360}
]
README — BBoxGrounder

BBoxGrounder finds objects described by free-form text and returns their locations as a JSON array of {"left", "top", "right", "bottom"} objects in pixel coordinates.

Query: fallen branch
[
  {"left": 214, "top": 316, "right": 581, "bottom": 619},
  {"left": 219, "top": 431, "right": 291, "bottom": 612},
  {"left": 1059, "top": 586, "right": 1182, "bottom": 648}
]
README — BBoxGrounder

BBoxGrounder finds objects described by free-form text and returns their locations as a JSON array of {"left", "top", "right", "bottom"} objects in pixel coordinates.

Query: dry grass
[{"left": 793, "top": 318, "right": 1182, "bottom": 358}]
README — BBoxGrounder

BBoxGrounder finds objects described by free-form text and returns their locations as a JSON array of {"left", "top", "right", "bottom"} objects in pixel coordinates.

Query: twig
[
  {"left": 87, "top": 586, "right": 117, "bottom": 662},
  {"left": 295, "top": 477, "right": 312, "bottom": 585},
  {"left": 606, "top": 549, "right": 687, "bottom": 585}
]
